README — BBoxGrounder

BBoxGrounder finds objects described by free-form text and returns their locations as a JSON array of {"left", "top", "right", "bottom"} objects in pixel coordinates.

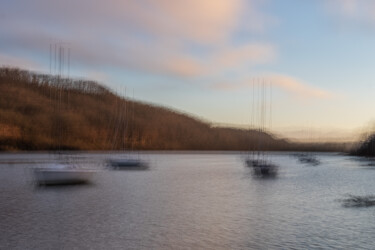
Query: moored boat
[
  {"left": 246, "top": 159, "right": 278, "bottom": 176},
  {"left": 244, "top": 80, "right": 278, "bottom": 177},
  {"left": 296, "top": 153, "right": 320, "bottom": 166},
  {"left": 34, "top": 164, "right": 96, "bottom": 185},
  {"left": 108, "top": 158, "right": 148, "bottom": 170}
]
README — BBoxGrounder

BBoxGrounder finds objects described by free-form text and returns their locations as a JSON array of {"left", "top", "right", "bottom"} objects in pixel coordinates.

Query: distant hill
[{"left": 0, "top": 67, "right": 345, "bottom": 152}]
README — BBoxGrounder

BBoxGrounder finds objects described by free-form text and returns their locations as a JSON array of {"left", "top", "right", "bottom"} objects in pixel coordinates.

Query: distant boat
[
  {"left": 296, "top": 153, "right": 320, "bottom": 166},
  {"left": 34, "top": 164, "right": 95, "bottom": 185},
  {"left": 107, "top": 158, "right": 148, "bottom": 170},
  {"left": 246, "top": 159, "right": 278, "bottom": 176},
  {"left": 245, "top": 79, "right": 278, "bottom": 177},
  {"left": 107, "top": 91, "right": 147, "bottom": 170},
  {"left": 294, "top": 126, "right": 320, "bottom": 166}
]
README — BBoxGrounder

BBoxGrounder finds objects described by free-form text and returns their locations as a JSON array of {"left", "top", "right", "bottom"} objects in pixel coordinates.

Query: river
[{"left": 0, "top": 152, "right": 374, "bottom": 249}]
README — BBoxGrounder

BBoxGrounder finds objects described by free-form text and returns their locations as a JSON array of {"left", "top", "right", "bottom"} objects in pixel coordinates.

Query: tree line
[{"left": 0, "top": 67, "right": 348, "bottom": 152}]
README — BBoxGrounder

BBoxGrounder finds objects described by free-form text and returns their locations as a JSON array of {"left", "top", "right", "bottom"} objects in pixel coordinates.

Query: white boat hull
[{"left": 34, "top": 165, "right": 95, "bottom": 185}]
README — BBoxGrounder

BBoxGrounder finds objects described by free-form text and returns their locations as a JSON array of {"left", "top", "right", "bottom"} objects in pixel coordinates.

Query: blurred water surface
[{"left": 1, "top": 152, "right": 375, "bottom": 249}]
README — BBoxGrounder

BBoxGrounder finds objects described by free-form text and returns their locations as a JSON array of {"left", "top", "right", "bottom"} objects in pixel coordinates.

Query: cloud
[
  {"left": 24, "top": 0, "right": 243, "bottom": 44},
  {"left": 129, "top": 0, "right": 243, "bottom": 44},
  {"left": 325, "top": 0, "right": 375, "bottom": 26},
  {"left": 212, "top": 74, "right": 333, "bottom": 99},
  {"left": 0, "top": 0, "right": 274, "bottom": 78},
  {"left": 209, "top": 43, "right": 276, "bottom": 70},
  {"left": 268, "top": 74, "right": 332, "bottom": 99}
]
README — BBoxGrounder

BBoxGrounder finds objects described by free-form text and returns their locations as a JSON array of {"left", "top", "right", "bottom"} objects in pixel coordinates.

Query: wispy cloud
[
  {"left": 130, "top": 0, "right": 243, "bottom": 44},
  {"left": 212, "top": 74, "right": 333, "bottom": 99},
  {"left": 0, "top": 0, "right": 274, "bottom": 78},
  {"left": 208, "top": 43, "right": 276, "bottom": 71},
  {"left": 325, "top": 0, "right": 375, "bottom": 27},
  {"left": 268, "top": 74, "right": 332, "bottom": 99}
]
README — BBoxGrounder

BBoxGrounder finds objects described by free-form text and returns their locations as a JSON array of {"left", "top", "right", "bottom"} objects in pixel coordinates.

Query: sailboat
[
  {"left": 296, "top": 127, "right": 320, "bottom": 166},
  {"left": 34, "top": 162, "right": 96, "bottom": 185},
  {"left": 245, "top": 79, "right": 278, "bottom": 177},
  {"left": 297, "top": 153, "right": 320, "bottom": 166},
  {"left": 34, "top": 43, "right": 96, "bottom": 185},
  {"left": 107, "top": 91, "right": 148, "bottom": 170}
]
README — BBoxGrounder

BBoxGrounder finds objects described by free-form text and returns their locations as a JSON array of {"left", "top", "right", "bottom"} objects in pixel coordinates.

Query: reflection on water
[
  {"left": 1, "top": 152, "right": 375, "bottom": 249},
  {"left": 338, "top": 194, "right": 375, "bottom": 207}
]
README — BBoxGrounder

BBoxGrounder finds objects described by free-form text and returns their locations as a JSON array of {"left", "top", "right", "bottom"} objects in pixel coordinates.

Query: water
[{"left": 1, "top": 152, "right": 375, "bottom": 249}]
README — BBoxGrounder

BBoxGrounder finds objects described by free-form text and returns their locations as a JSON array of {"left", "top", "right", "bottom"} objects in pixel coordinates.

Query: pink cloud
[
  {"left": 0, "top": 0, "right": 274, "bottom": 78},
  {"left": 2, "top": 0, "right": 247, "bottom": 44},
  {"left": 126, "top": 0, "right": 243, "bottom": 44},
  {"left": 210, "top": 43, "right": 276, "bottom": 70},
  {"left": 267, "top": 74, "right": 332, "bottom": 99},
  {"left": 212, "top": 74, "right": 333, "bottom": 99}
]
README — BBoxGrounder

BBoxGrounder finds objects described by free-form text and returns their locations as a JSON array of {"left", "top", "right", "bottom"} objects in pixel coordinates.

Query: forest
[{"left": 0, "top": 67, "right": 350, "bottom": 152}]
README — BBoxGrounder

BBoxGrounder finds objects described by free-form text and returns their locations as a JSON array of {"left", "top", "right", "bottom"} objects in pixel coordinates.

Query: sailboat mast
[
  {"left": 250, "top": 78, "right": 255, "bottom": 155},
  {"left": 257, "top": 78, "right": 261, "bottom": 161},
  {"left": 262, "top": 79, "right": 266, "bottom": 163}
]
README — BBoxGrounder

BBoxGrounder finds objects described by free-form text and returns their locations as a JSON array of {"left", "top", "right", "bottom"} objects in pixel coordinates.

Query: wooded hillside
[{"left": 0, "top": 67, "right": 322, "bottom": 151}]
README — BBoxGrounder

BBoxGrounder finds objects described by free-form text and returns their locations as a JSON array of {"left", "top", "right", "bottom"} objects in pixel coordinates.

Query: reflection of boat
[
  {"left": 108, "top": 158, "right": 148, "bottom": 170},
  {"left": 245, "top": 159, "right": 260, "bottom": 167},
  {"left": 296, "top": 153, "right": 320, "bottom": 166},
  {"left": 34, "top": 164, "right": 95, "bottom": 185}
]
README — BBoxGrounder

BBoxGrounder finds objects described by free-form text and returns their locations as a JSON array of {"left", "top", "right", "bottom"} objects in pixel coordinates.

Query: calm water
[{"left": 1, "top": 152, "right": 375, "bottom": 249}]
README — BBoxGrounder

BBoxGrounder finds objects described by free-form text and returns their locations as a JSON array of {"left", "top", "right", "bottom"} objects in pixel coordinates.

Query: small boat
[
  {"left": 34, "top": 164, "right": 96, "bottom": 185},
  {"left": 33, "top": 48, "right": 96, "bottom": 186},
  {"left": 246, "top": 159, "right": 278, "bottom": 176},
  {"left": 244, "top": 80, "right": 278, "bottom": 177},
  {"left": 107, "top": 91, "right": 149, "bottom": 170},
  {"left": 296, "top": 153, "right": 320, "bottom": 166},
  {"left": 108, "top": 158, "right": 148, "bottom": 170}
]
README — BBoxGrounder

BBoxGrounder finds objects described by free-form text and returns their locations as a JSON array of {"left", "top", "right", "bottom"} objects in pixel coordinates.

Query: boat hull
[
  {"left": 252, "top": 164, "right": 278, "bottom": 176},
  {"left": 34, "top": 168, "right": 95, "bottom": 185},
  {"left": 298, "top": 155, "right": 320, "bottom": 165},
  {"left": 108, "top": 159, "right": 148, "bottom": 170},
  {"left": 245, "top": 159, "right": 278, "bottom": 177}
]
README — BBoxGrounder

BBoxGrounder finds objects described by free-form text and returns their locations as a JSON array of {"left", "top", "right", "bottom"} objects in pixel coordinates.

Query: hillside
[{"left": 0, "top": 67, "right": 344, "bottom": 152}]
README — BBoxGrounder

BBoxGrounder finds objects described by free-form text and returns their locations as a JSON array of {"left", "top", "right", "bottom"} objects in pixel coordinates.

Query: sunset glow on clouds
[
  {"left": 213, "top": 74, "right": 332, "bottom": 100},
  {"left": 0, "top": 0, "right": 275, "bottom": 77},
  {"left": 1, "top": 0, "right": 375, "bottom": 138}
]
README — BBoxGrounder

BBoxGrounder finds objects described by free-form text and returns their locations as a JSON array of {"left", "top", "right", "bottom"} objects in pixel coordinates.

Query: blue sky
[{"left": 1, "top": 0, "right": 375, "bottom": 141}]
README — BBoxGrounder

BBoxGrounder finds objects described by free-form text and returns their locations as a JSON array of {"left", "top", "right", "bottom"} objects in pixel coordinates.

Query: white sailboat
[
  {"left": 107, "top": 91, "right": 148, "bottom": 170},
  {"left": 34, "top": 163, "right": 95, "bottom": 185},
  {"left": 34, "top": 44, "right": 96, "bottom": 185}
]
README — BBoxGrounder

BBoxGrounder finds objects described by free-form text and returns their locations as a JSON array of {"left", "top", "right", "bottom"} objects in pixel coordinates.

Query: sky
[{"left": 1, "top": 0, "right": 375, "bottom": 141}]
